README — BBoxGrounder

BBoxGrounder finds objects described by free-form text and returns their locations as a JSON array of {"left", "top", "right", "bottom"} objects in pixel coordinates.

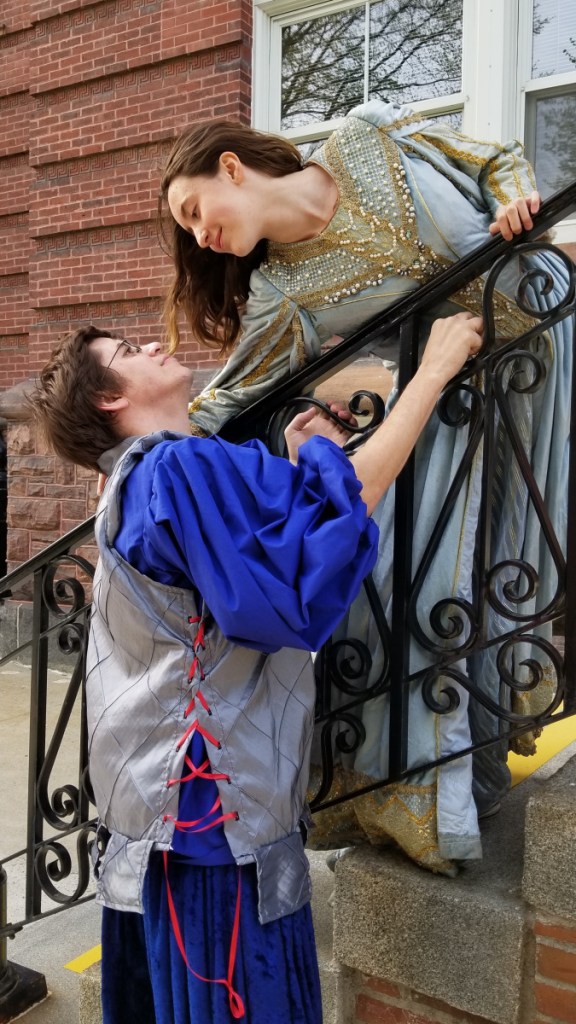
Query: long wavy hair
[{"left": 158, "top": 121, "right": 303, "bottom": 354}]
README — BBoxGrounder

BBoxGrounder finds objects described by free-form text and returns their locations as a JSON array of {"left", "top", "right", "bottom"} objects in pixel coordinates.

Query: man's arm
[{"left": 286, "top": 312, "right": 483, "bottom": 515}]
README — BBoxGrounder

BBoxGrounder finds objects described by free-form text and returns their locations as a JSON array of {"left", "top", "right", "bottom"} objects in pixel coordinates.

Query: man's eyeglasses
[{"left": 105, "top": 340, "right": 143, "bottom": 370}]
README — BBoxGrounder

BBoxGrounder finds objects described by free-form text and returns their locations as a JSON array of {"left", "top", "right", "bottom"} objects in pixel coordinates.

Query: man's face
[{"left": 90, "top": 337, "right": 193, "bottom": 407}]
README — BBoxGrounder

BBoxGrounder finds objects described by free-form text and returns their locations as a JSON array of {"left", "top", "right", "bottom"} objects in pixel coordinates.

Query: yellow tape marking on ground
[
  {"left": 65, "top": 944, "right": 102, "bottom": 973},
  {"left": 509, "top": 715, "right": 576, "bottom": 787}
]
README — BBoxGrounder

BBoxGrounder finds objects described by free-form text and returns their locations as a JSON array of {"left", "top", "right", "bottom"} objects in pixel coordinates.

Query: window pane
[
  {"left": 530, "top": 91, "right": 576, "bottom": 197},
  {"left": 281, "top": 8, "right": 366, "bottom": 131},
  {"left": 429, "top": 110, "right": 463, "bottom": 130},
  {"left": 296, "top": 139, "right": 325, "bottom": 162},
  {"left": 369, "top": 0, "right": 462, "bottom": 104},
  {"left": 532, "top": 0, "right": 576, "bottom": 78}
]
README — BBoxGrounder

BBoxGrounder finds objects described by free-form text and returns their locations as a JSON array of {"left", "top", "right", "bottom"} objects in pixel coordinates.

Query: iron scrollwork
[
  {"left": 33, "top": 552, "right": 97, "bottom": 906},
  {"left": 265, "top": 390, "right": 386, "bottom": 457},
  {"left": 422, "top": 632, "right": 565, "bottom": 724}
]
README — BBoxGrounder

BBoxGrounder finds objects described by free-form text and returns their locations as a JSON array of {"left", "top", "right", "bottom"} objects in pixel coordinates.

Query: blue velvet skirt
[{"left": 101, "top": 853, "right": 323, "bottom": 1024}]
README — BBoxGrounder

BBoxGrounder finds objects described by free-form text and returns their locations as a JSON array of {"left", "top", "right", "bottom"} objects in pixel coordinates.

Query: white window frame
[
  {"left": 253, "top": 0, "right": 576, "bottom": 238},
  {"left": 253, "top": 0, "right": 470, "bottom": 138},
  {"left": 516, "top": 0, "right": 576, "bottom": 240}
]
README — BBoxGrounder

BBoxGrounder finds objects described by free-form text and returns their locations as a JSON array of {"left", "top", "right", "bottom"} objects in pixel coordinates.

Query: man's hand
[
  {"left": 419, "top": 311, "right": 484, "bottom": 386},
  {"left": 285, "top": 403, "right": 354, "bottom": 464},
  {"left": 489, "top": 190, "right": 541, "bottom": 241},
  {"left": 348, "top": 312, "right": 484, "bottom": 515}
]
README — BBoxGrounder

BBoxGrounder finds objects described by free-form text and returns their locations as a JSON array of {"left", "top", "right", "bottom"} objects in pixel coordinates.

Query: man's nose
[{"left": 143, "top": 342, "right": 162, "bottom": 356}]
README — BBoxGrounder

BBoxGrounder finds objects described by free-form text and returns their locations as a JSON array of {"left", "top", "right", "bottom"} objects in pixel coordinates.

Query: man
[{"left": 31, "top": 312, "right": 482, "bottom": 1024}]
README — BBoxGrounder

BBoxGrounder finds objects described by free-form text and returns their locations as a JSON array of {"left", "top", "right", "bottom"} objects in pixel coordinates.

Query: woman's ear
[{"left": 219, "top": 151, "right": 244, "bottom": 184}]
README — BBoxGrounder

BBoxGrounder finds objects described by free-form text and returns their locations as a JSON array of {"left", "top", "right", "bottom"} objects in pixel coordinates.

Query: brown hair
[
  {"left": 158, "top": 120, "right": 303, "bottom": 354},
  {"left": 29, "top": 326, "right": 125, "bottom": 472}
]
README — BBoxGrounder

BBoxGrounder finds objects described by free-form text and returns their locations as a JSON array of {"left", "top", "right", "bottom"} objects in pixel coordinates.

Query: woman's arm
[
  {"left": 188, "top": 277, "right": 321, "bottom": 436},
  {"left": 409, "top": 121, "right": 540, "bottom": 239},
  {"left": 287, "top": 313, "right": 483, "bottom": 516}
]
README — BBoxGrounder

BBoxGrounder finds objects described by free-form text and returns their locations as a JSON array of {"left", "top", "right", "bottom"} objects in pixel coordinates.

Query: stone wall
[{"left": 333, "top": 753, "right": 576, "bottom": 1024}]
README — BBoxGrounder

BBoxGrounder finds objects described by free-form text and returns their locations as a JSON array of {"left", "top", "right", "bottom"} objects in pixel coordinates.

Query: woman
[{"left": 158, "top": 100, "right": 572, "bottom": 874}]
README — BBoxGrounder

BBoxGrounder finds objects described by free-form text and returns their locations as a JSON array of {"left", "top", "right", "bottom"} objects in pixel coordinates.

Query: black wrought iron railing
[{"left": 0, "top": 181, "right": 575, "bottom": 1014}]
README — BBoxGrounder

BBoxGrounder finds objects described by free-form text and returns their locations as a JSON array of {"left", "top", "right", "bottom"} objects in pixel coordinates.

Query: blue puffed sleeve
[{"left": 121, "top": 435, "right": 378, "bottom": 653}]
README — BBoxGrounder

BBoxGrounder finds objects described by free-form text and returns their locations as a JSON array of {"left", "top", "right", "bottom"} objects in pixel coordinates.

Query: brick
[
  {"left": 538, "top": 944, "right": 576, "bottom": 986},
  {"left": 8, "top": 497, "right": 60, "bottom": 530},
  {"left": 535, "top": 920, "right": 576, "bottom": 947},
  {"left": 45, "top": 485, "right": 88, "bottom": 501},
  {"left": 53, "top": 461, "right": 77, "bottom": 486},
  {"left": 357, "top": 998, "right": 433, "bottom": 1024},
  {"left": 410, "top": 992, "right": 495, "bottom": 1024},
  {"left": 535, "top": 983, "right": 576, "bottom": 1024},
  {"left": 7, "top": 478, "right": 27, "bottom": 495},
  {"left": 8, "top": 423, "right": 35, "bottom": 455},
  {"left": 364, "top": 977, "right": 403, "bottom": 1000},
  {"left": 27, "top": 481, "right": 45, "bottom": 497},
  {"left": 9, "top": 455, "right": 54, "bottom": 477},
  {"left": 1, "top": 0, "right": 252, "bottom": 565},
  {"left": 6, "top": 528, "right": 30, "bottom": 564}
]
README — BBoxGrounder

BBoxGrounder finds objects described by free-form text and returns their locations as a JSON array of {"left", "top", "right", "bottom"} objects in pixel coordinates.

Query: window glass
[
  {"left": 281, "top": 7, "right": 366, "bottom": 130},
  {"left": 369, "top": 0, "right": 462, "bottom": 104},
  {"left": 532, "top": 0, "right": 576, "bottom": 78},
  {"left": 530, "top": 90, "right": 576, "bottom": 197},
  {"left": 280, "top": 0, "right": 463, "bottom": 132}
]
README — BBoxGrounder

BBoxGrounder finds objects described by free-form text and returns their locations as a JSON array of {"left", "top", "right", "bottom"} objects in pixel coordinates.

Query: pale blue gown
[{"left": 188, "top": 101, "right": 572, "bottom": 873}]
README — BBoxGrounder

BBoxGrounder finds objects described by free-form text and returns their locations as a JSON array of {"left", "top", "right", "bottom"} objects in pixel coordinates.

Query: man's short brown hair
[{"left": 30, "top": 325, "right": 126, "bottom": 472}]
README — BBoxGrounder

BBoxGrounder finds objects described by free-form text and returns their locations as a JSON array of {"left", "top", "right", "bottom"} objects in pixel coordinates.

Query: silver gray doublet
[{"left": 87, "top": 432, "right": 314, "bottom": 923}]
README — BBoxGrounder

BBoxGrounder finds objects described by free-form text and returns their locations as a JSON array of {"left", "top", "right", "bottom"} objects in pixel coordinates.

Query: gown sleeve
[
  {"left": 134, "top": 434, "right": 378, "bottom": 653},
  {"left": 353, "top": 98, "right": 537, "bottom": 221},
  {"left": 409, "top": 121, "right": 537, "bottom": 218},
  {"left": 188, "top": 273, "right": 323, "bottom": 437}
]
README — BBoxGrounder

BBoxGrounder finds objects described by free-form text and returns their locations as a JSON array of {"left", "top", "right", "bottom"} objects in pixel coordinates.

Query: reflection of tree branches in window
[
  {"left": 563, "top": 36, "right": 576, "bottom": 65},
  {"left": 281, "top": 9, "right": 366, "bottom": 127},
  {"left": 281, "top": 0, "right": 463, "bottom": 130},
  {"left": 369, "top": 0, "right": 461, "bottom": 101},
  {"left": 533, "top": 0, "right": 549, "bottom": 37},
  {"left": 531, "top": 0, "right": 563, "bottom": 79},
  {"left": 535, "top": 93, "right": 576, "bottom": 195}
]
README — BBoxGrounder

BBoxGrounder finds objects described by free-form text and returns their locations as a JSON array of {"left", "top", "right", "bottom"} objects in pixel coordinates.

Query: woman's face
[{"left": 166, "top": 154, "right": 264, "bottom": 257}]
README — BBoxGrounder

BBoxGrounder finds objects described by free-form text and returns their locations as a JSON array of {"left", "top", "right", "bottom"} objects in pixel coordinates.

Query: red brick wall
[
  {"left": 534, "top": 915, "right": 576, "bottom": 1024},
  {"left": 353, "top": 975, "right": 498, "bottom": 1024},
  {"left": 0, "top": 0, "right": 252, "bottom": 388},
  {"left": 0, "top": 0, "right": 252, "bottom": 572},
  {"left": 348, "top": 911, "right": 576, "bottom": 1024}
]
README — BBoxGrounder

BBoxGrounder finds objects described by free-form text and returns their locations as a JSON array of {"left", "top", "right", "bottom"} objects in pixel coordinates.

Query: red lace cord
[
  {"left": 163, "top": 614, "right": 244, "bottom": 1016},
  {"left": 168, "top": 755, "right": 230, "bottom": 787},
  {"left": 183, "top": 690, "right": 210, "bottom": 719},
  {"left": 163, "top": 852, "right": 245, "bottom": 1019},
  {"left": 176, "top": 717, "right": 222, "bottom": 752},
  {"left": 164, "top": 794, "right": 239, "bottom": 834}
]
